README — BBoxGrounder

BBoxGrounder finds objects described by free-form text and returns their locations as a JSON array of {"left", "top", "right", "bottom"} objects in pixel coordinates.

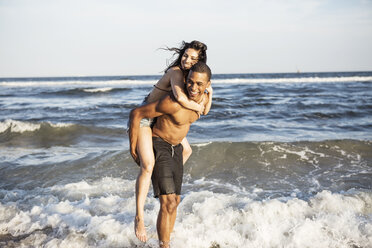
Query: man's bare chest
[{"left": 170, "top": 109, "right": 199, "bottom": 126}]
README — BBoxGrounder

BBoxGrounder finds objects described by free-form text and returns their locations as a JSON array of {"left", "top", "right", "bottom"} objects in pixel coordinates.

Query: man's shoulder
[{"left": 158, "top": 93, "right": 182, "bottom": 112}]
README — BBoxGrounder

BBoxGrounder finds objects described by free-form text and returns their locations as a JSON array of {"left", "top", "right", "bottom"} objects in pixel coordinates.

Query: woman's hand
[
  {"left": 130, "top": 145, "right": 140, "bottom": 166},
  {"left": 197, "top": 103, "right": 205, "bottom": 117},
  {"left": 206, "top": 85, "right": 213, "bottom": 95}
]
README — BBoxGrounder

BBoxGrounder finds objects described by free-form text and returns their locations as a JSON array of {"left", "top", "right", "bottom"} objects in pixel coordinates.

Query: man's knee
[
  {"left": 175, "top": 196, "right": 181, "bottom": 206},
  {"left": 161, "top": 195, "right": 178, "bottom": 214}
]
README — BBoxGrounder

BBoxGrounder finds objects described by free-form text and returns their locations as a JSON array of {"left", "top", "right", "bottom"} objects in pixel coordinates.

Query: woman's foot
[{"left": 134, "top": 216, "right": 147, "bottom": 242}]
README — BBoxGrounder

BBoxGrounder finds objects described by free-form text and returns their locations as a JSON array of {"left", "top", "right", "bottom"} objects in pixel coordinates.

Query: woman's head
[{"left": 164, "top": 40, "right": 207, "bottom": 72}]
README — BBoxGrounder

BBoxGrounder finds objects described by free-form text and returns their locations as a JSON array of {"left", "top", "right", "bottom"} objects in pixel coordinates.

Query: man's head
[{"left": 186, "top": 62, "right": 212, "bottom": 102}]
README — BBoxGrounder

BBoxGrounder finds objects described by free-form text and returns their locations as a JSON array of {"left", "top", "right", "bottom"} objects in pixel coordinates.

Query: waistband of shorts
[{"left": 152, "top": 136, "right": 181, "bottom": 147}]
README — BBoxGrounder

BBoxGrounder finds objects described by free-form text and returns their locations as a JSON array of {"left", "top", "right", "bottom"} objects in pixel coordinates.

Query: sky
[{"left": 0, "top": 0, "right": 372, "bottom": 77}]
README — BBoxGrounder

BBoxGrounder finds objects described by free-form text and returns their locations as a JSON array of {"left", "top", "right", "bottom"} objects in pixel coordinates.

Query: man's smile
[{"left": 188, "top": 88, "right": 199, "bottom": 98}]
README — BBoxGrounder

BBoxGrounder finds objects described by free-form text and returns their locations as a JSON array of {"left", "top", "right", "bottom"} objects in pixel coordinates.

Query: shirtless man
[{"left": 128, "top": 62, "right": 211, "bottom": 248}]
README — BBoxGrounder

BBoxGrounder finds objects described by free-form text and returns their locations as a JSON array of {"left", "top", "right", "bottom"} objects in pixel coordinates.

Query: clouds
[{"left": 0, "top": 0, "right": 371, "bottom": 77}]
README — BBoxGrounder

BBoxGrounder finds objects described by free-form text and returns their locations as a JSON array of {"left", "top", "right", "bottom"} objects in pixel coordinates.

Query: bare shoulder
[
  {"left": 157, "top": 94, "right": 182, "bottom": 113},
  {"left": 167, "top": 67, "right": 184, "bottom": 79},
  {"left": 167, "top": 66, "right": 182, "bottom": 73},
  {"left": 157, "top": 67, "right": 182, "bottom": 84}
]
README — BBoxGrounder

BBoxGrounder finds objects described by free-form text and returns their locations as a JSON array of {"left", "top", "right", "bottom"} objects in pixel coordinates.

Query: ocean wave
[
  {"left": 188, "top": 139, "right": 371, "bottom": 170},
  {"left": 82, "top": 87, "right": 113, "bottom": 93},
  {"left": 1, "top": 76, "right": 371, "bottom": 87},
  {"left": 2, "top": 139, "right": 370, "bottom": 200},
  {"left": 39, "top": 87, "right": 131, "bottom": 96},
  {"left": 184, "top": 140, "right": 372, "bottom": 196},
  {"left": 0, "top": 119, "right": 73, "bottom": 133},
  {"left": 0, "top": 119, "right": 125, "bottom": 147},
  {"left": 0, "top": 177, "right": 370, "bottom": 247}
]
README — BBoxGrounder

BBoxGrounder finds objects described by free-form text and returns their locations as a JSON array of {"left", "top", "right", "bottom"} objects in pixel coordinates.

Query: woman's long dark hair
[{"left": 163, "top": 40, "right": 207, "bottom": 73}]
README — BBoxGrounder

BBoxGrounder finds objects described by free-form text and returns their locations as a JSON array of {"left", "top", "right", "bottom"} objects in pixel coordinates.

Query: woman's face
[{"left": 181, "top": 48, "right": 199, "bottom": 70}]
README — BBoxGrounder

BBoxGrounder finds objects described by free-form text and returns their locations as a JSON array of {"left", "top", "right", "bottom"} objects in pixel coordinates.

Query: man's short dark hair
[{"left": 190, "top": 62, "right": 212, "bottom": 81}]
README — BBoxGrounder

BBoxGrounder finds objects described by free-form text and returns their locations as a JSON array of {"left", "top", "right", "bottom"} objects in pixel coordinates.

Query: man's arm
[{"left": 129, "top": 95, "right": 181, "bottom": 164}]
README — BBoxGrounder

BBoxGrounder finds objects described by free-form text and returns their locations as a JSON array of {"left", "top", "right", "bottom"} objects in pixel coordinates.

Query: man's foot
[
  {"left": 134, "top": 216, "right": 147, "bottom": 242},
  {"left": 159, "top": 240, "right": 170, "bottom": 248}
]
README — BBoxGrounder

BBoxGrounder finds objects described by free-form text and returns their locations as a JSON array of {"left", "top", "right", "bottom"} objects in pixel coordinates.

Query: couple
[{"left": 128, "top": 40, "right": 212, "bottom": 247}]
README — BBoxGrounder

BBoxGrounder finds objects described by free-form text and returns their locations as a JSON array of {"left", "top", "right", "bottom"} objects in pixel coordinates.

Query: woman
[{"left": 130, "top": 40, "right": 213, "bottom": 242}]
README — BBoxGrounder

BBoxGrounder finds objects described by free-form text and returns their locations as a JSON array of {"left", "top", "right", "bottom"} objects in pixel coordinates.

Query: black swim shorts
[{"left": 151, "top": 137, "right": 183, "bottom": 198}]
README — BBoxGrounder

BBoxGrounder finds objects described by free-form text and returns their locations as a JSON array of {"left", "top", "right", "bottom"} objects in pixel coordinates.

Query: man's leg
[
  {"left": 135, "top": 126, "right": 155, "bottom": 242},
  {"left": 157, "top": 194, "right": 178, "bottom": 248},
  {"left": 169, "top": 195, "right": 181, "bottom": 236}
]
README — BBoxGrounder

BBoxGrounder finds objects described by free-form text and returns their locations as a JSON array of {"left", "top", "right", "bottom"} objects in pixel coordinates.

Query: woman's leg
[
  {"left": 180, "top": 137, "right": 192, "bottom": 165},
  {"left": 135, "top": 126, "right": 155, "bottom": 242}
]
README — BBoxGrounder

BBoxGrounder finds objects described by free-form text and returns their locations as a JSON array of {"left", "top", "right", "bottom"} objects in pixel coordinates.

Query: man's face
[{"left": 186, "top": 71, "right": 210, "bottom": 102}]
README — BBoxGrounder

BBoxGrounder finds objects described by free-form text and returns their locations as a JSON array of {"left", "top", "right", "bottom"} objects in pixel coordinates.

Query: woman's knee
[
  {"left": 140, "top": 158, "right": 155, "bottom": 174},
  {"left": 137, "top": 127, "right": 155, "bottom": 173},
  {"left": 184, "top": 145, "right": 192, "bottom": 156}
]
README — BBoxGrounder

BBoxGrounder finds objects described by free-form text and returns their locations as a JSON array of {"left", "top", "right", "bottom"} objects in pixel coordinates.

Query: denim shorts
[
  {"left": 140, "top": 117, "right": 154, "bottom": 127},
  {"left": 127, "top": 95, "right": 155, "bottom": 130}
]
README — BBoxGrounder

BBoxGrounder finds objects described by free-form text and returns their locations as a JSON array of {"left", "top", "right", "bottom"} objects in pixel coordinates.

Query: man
[{"left": 128, "top": 62, "right": 211, "bottom": 248}]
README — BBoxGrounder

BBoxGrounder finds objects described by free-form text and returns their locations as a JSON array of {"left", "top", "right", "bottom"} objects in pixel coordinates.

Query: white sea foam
[
  {"left": 193, "top": 142, "right": 212, "bottom": 147},
  {"left": 0, "top": 177, "right": 371, "bottom": 248},
  {"left": 175, "top": 190, "right": 372, "bottom": 248},
  {"left": 272, "top": 144, "right": 310, "bottom": 161},
  {"left": 83, "top": 87, "right": 113, "bottom": 93},
  {"left": 0, "top": 119, "right": 40, "bottom": 133},
  {"left": 1, "top": 76, "right": 371, "bottom": 87},
  {"left": 0, "top": 119, "right": 73, "bottom": 133}
]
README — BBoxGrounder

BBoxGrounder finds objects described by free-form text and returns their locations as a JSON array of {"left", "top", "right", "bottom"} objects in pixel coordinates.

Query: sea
[{"left": 0, "top": 71, "right": 371, "bottom": 248}]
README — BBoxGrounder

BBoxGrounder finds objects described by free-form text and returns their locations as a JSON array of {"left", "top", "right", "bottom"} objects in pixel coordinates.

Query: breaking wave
[
  {"left": 0, "top": 120, "right": 125, "bottom": 147},
  {"left": 0, "top": 177, "right": 371, "bottom": 247}
]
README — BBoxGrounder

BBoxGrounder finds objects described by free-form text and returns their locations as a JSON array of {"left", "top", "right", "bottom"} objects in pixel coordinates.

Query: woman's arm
[
  {"left": 202, "top": 85, "right": 213, "bottom": 115},
  {"left": 128, "top": 109, "right": 141, "bottom": 165},
  {"left": 169, "top": 69, "right": 204, "bottom": 115}
]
